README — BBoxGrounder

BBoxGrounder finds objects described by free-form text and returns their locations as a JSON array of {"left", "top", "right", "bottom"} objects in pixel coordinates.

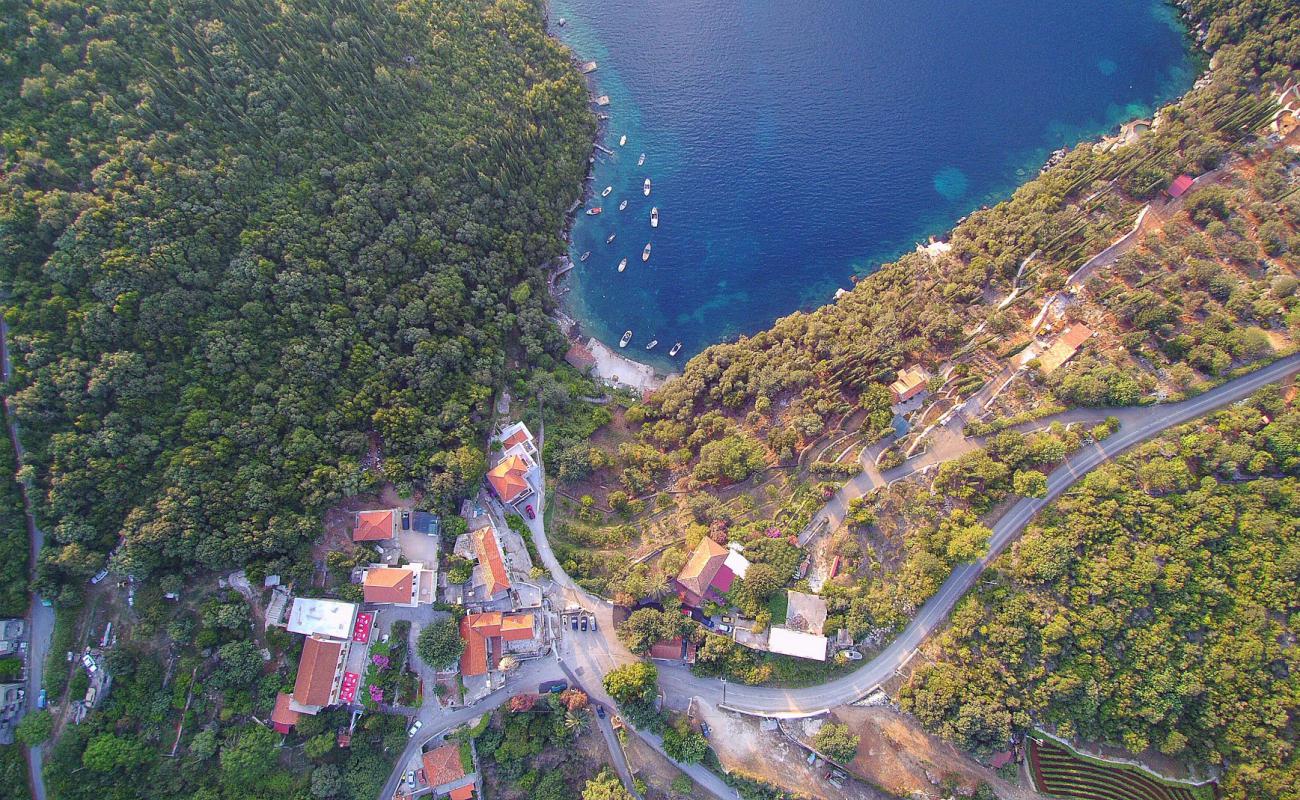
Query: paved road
[
  {"left": 375, "top": 353, "right": 1299, "bottom": 799},
  {"left": 2, "top": 316, "right": 53, "bottom": 800},
  {"left": 661, "top": 354, "right": 1300, "bottom": 715}
]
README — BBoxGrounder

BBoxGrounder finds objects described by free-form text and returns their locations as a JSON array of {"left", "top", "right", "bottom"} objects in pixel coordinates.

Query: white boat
[
  {"left": 618, "top": 258, "right": 627, "bottom": 272},
  {"left": 579, "top": 251, "right": 590, "bottom": 262},
  {"left": 601, "top": 185, "right": 612, "bottom": 197},
  {"left": 650, "top": 207, "right": 659, "bottom": 228},
  {"left": 618, "top": 200, "right": 628, "bottom": 211},
  {"left": 606, "top": 233, "right": 616, "bottom": 244},
  {"left": 642, "top": 243, "right": 651, "bottom": 262},
  {"left": 586, "top": 207, "right": 602, "bottom": 216},
  {"left": 637, "top": 153, "right": 645, "bottom": 166},
  {"left": 619, "top": 330, "right": 632, "bottom": 348},
  {"left": 669, "top": 342, "right": 682, "bottom": 356},
  {"left": 643, "top": 178, "right": 651, "bottom": 196},
  {"left": 619, "top": 134, "right": 627, "bottom": 146},
  {"left": 645, "top": 339, "right": 658, "bottom": 350}
]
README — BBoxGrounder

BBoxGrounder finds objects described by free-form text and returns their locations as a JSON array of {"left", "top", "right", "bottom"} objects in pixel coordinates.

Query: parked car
[
  {"left": 400, "top": 511, "right": 410, "bottom": 530},
  {"left": 538, "top": 680, "right": 568, "bottom": 694},
  {"left": 525, "top": 504, "right": 536, "bottom": 520},
  {"left": 81, "top": 653, "right": 97, "bottom": 673},
  {"left": 700, "top": 722, "right": 711, "bottom": 738},
  {"left": 716, "top": 623, "right": 731, "bottom": 633},
  {"left": 36, "top": 689, "right": 46, "bottom": 709},
  {"left": 841, "top": 649, "right": 863, "bottom": 661},
  {"left": 571, "top": 615, "right": 579, "bottom": 631},
  {"left": 405, "top": 770, "right": 415, "bottom": 786},
  {"left": 417, "top": 769, "right": 426, "bottom": 785},
  {"left": 595, "top": 704, "right": 606, "bottom": 719},
  {"left": 579, "top": 615, "right": 588, "bottom": 632},
  {"left": 588, "top": 615, "right": 597, "bottom": 631},
  {"left": 91, "top": 569, "right": 109, "bottom": 585},
  {"left": 407, "top": 720, "right": 422, "bottom": 737}
]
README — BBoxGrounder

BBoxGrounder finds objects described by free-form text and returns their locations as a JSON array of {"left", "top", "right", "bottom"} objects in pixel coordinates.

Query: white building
[{"left": 286, "top": 598, "right": 358, "bottom": 641}]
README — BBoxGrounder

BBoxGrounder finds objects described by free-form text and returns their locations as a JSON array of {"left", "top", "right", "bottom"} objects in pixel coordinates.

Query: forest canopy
[{"left": 0, "top": 0, "right": 592, "bottom": 595}]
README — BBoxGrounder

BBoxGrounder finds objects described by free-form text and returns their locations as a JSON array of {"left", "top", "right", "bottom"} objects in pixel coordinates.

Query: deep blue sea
[{"left": 550, "top": 0, "right": 1195, "bottom": 369}]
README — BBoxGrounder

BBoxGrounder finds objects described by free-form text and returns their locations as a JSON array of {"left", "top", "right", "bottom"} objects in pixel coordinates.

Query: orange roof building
[
  {"left": 292, "top": 636, "right": 344, "bottom": 713},
  {"left": 675, "top": 537, "right": 731, "bottom": 608},
  {"left": 889, "top": 365, "right": 932, "bottom": 405},
  {"left": 460, "top": 612, "right": 537, "bottom": 677},
  {"left": 353, "top": 509, "right": 396, "bottom": 542},
  {"left": 486, "top": 454, "right": 533, "bottom": 505},
  {"left": 421, "top": 742, "right": 466, "bottom": 789},
  {"left": 363, "top": 567, "right": 415, "bottom": 605},
  {"left": 472, "top": 528, "right": 511, "bottom": 600},
  {"left": 447, "top": 785, "right": 476, "bottom": 800},
  {"left": 270, "top": 692, "right": 301, "bottom": 733},
  {"left": 1035, "top": 324, "right": 1094, "bottom": 375}
]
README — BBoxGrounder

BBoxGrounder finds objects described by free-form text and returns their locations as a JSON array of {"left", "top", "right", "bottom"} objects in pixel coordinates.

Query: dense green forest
[
  {"left": 0, "top": 406, "right": 30, "bottom": 616},
  {"left": 0, "top": 0, "right": 592, "bottom": 599},
  {"left": 898, "top": 385, "right": 1300, "bottom": 800}
]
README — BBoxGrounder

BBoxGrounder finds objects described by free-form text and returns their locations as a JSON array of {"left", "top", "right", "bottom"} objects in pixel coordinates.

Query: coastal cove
[{"left": 549, "top": 0, "right": 1197, "bottom": 370}]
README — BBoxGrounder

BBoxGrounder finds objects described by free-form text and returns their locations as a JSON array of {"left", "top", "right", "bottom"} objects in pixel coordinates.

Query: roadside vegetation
[{"left": 899, "top": 385, "right": 1300, "bottom": 800}]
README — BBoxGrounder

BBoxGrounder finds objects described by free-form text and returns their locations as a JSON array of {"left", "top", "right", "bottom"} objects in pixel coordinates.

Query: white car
[
  {"left": 405, "top": 770, "right": 415, "bottom": 786},
  {"left": 407, "top": 719, "right": 422, "bottom": 737},
  {"left": 841, "top": 650, "right": 863, "bottom": 661}
]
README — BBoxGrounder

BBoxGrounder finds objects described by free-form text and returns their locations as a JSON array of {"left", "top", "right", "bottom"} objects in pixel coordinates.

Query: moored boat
[
  {"left": 579, "top": 251, "right": 591, "bottom": 262},
  {"left": 650, "top": 207, "right": 659, "bottom": 228},
  {"left": 637, "top": 153, "right": 645, "bottom": 166},
  {"left": 601, "top": 185, "right": 612, "bottom": 197},
  {"left": 618, "top": 258, "right": 627, "bottom": 272},
  {"left": 645, "top": 339, "right": 658, "bottom": 350},
  {"left": 643, "top": 178, "right": 651, "bottom": 196},
  {"left": 619, "top": 134, "right": 627, "bottom": 146},
  {"left": 586, "top": 207, "right": 602, "bottom": 216},
  {"left": 642, "top": 243, "right": 651, "bottom": 262},
  {"left": 619, "top": 330, "right": 632, "bottom": 348},
  {"left": 669, "top": 342, "right": 682, "bottom": 356},
  {"left": 606, "top": 233, "right": 616, "bottom": 244},
  {"left": 618, "top": 200, "right": 628, "bottom": 211}
]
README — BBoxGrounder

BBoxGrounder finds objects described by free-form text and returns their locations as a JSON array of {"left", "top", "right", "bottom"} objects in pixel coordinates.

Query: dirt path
[{"left": 832, "top": 706, "right": 1049, "bottom": 800}]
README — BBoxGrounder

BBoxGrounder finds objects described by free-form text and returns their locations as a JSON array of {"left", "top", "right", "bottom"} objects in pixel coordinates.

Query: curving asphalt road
[
  {"left": 659, "top": 353, "right": 1300, "bottom": 715},
  {"left": 375, "top": 353, "right": 1298, "bottom": 799}
]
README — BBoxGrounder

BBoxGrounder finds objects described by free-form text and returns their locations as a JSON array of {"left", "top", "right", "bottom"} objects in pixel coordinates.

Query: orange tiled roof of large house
[
  {"left": 486, "top": 454, "right": 532, "bottom": 505},
  {"left": 889, "top": 364, "right": 931, "bottom": 405},
  {"left": 353, "top": 509, "right": 396, "bottom": 542},
  {"left": 447, "top": 785, "right": 476, "bottom": 800},
  {"left": 472, "top": 527, "right": 511, "bottom": 599},
  {"left": 459, "top": 612, "right": 537, "bottom": 676},
  {"left": 292, "top": 636, "right": 344, "bottom": 712},
  {"left": 1035, "top": 324, "right": 1094, "bottom": 375},
  {"left": 362, "top": 567, "right": 414, "bottom": 604},
  {"left": 270, "top": 692, "right": 300, "bottom": 733},
  {"left": 421, "top": 742, "right": 466, "bottom": 789},
  {"left": 675, "top": 537, "right": 748, "bottom": 608}
]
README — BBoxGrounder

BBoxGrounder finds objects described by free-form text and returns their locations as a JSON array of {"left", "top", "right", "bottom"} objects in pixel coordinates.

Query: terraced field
[{"left": 1027, "top": 738, "right": 1211, "bottom": 800}]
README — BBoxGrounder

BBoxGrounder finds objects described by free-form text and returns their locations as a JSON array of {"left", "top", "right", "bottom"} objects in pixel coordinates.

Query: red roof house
[
  {"left": 472, "top": 528, "right": 511, "bottom": 600},
  {"left": 270, "top": 692, "right": 300, "bottom": 733},
  {"left": 353, "top": 509, "right": 396, "bottom": 542},
  {"left": 1168, "top": 174, "right": 1195, "bottom": 198},
  {"left": 486, "top": 454, "right": 533, "bottom": 505},
  {"left": 675, "top": 538, "right": 733, "bottom": 608},
  {"left": 459, "top": 612, "right": 536, "bottom": 676},
  {"left": 421, "top": 742, "right": 466, "bottom": 790}
]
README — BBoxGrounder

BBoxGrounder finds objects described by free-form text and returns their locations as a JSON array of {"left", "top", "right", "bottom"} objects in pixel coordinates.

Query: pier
[{"left": 593, "top": 143, "right": 614, "bottom": 156}]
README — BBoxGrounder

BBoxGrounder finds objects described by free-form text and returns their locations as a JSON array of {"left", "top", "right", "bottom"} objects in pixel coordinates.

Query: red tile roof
[
  {"left": 1169, "top": 174, "right": 1195, "bottom": 197},
  {"left": 421, "top": 743, "right": 466, "bottom": 788},
  {"left": 270, "top": 692, "right": 300, "bottom": 733},
  {"left": 460, "top": 612, "right": 534, "bottom": 676},
  {"left": 473, "top": 528, "right": 511, "bottom": 598},
  {"left": 676, "top": 538, "right": 728, "bottom": 605},
  {"left": 460, "top": 616, "right": 489, "bottom": 677},
  {"left": 353, "top": 510, "right": 395, "bottom": 541},
  {"left": 294, "top": 637, "right": 343, "bottom": 708},
  {"left": 649, "top": 638, "right": 685, "bottom": 660},
  {"left": 363, "top": 567, "right": 413, "bottom": 604},
  {"left": 565, "top": 342, "right": 597, "bottom": 371},
  {"left": 447, "top": 785, "right": 475, "bottom": 800},
  {"left": 501, "top": 427, "right": 531, "bottom": 450},
  {"left": 486, "top": 455, "right": 531, "bottom": 504}
]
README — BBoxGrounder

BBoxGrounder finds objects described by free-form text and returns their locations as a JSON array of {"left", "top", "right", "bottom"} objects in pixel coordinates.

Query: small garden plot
[{"left": 1027, "top": 737, "right": 1210, "bottom": 800}]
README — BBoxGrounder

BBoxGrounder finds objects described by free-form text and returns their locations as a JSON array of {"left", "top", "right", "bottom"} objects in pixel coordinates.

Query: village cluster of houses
[{"left": 265, "top": 422, "right": 550, "bottom": 738}]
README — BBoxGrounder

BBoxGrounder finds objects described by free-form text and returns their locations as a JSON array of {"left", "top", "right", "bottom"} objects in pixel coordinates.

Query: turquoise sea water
[{"left": 551, "top": 0, "right": 1195, "bottom": 368}]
